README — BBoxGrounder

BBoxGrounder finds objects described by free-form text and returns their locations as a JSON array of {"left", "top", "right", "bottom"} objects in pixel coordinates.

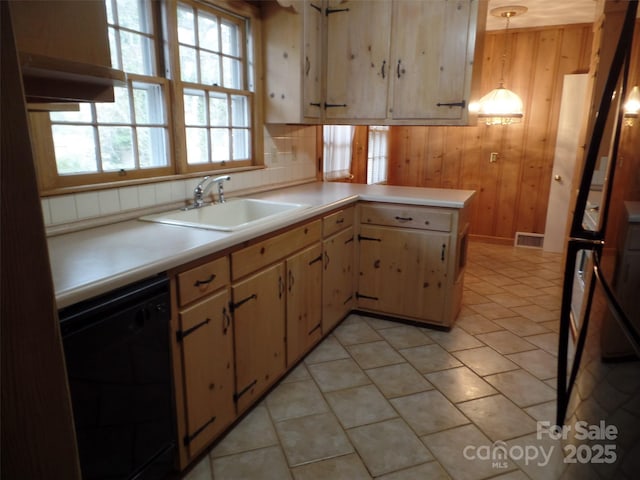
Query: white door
[{"left": 543, "top": 74, "right": 589, "bottom": 253}]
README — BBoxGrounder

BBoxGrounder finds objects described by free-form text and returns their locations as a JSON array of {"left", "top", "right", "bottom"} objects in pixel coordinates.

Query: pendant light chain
[{"left": 499, "top": 13, "right": 512, "bottom": 88}]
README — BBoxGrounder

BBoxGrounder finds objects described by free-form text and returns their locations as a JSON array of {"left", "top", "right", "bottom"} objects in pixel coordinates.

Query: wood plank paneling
[{"left": 388, "top": 23, "right": 594, "bottom": 242}]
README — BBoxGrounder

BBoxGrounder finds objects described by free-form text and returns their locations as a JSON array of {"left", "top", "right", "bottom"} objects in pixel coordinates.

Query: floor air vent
[{"left": 514, "top": 232, "right": 544, "bottom": 248}]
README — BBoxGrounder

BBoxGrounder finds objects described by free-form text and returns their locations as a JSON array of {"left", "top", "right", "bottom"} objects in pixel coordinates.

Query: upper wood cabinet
[
  {"left": 324, "top": 0, "right": 391, "bottom": 121},
  {"left": 262, "top": 0, "right": 486, "bottom": 125},
  {"left": 389, "top": 0, "right": 482, "bottom": 122},
  {"left": 10, "top": 0, "right": 125, "bottom": 103}
]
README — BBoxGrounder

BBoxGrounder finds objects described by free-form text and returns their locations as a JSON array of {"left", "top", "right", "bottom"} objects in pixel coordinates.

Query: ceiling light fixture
[
  {"left": 474, "top": 5, "right": 527, "bottom": 126},
  {"left": 623, "top": 85, "right": 640, "bottom": 126}
]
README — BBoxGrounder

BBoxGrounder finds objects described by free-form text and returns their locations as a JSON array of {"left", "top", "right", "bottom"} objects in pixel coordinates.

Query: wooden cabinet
[
  {"left": 324, "top": 0, "right": 391, "bottom": 121},
  {"left": 356, "top": 202, "right": 468, "bottom": 326},
  {"left": 172, "top": 256, "right": 235, "bottom": 466},
  {"left": 230, "top": 219, "right": 322, "bottom": 411},
  {"left": 388, "top": 0, "right": 481, "bottom": 122},
  {"left": 231, "top": 263, "right": 286, "bottom": 413},
  {"left": 263, "top": 0, "right": 322, "bottom": 123},
  {"left": 9, "top": 0, "right": 125, "bottom": 103},
  {"left": 262, "top": 0, "right": 486, "bottom": 125},
  {"left": 357, "top": 225, "right": 450, "bottom": 322},
  {"left": 179, "top": 289, "right": 235, "bottom": 457},
  {"left": 286, "top": 244, "right": 323, "bottom": 366},
  {"left": 322, "top": 207, "right": 356, "bottom": 331}
]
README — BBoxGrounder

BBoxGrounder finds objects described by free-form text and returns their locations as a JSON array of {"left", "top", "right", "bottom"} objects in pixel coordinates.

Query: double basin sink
[{"left": 140, "top": 198, "right": 309, "bottom": 232}]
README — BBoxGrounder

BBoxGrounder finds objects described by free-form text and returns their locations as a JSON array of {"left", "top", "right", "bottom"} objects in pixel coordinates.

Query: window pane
[
  {"left": 183, "top": 90, "right": 207, "bottom": 126},
  {"left": 180, "top": 45, "right": 198, "bottom": 83},
  {"left": 198, "top": 12, "right": 219, "bottom": 51},
  {"left": 96, "top": 87, "right": 131, "bottom": 124},
  {"left": 200, "top": 51, "right": 221, "bottom": 86},
  {"left": 50, "top": 103, "right": 93, "bottom": 123},
  {"left": 138, "top": 127, "right": 168, "bottom": 168},
  {"left": 232, "top": 129, "right": 249, "bottom": 160},
  {"left": 116, "top": 0, "right": 148, "bottom": 32},
  {"left": 120, "top": 31, "right": 154, "bottom": 75},
  {"left": 222, "top": 57, "right": 242, "bottom": 89},
  {"left": 220, "top": 19, "right": 240, "bottom": 56},
  {"left": 99, "top": 126, "right": 135, "bottom": 171},
  {"left": 186, "top": 127, "right": 209, "bottom": 164},
  {"left": 133, "top": 83, "right": 164, "bottom": 124},
  {"left": 209, "top": 93, "right": 228, "bottom": 126},
  {"left": 52, "top": 125, "right": 98, "bottom": 174},
  {"left": 108, "top": 27, "right": 121, "bottom": 70},
  {"left": 231, "top": 95, "right": 248, "bottom": 127},
  {"left": 211, "top": 128, "right": 230, "bottom": 162},
  {"left": 105, "top": 0, "right": 115, "bottom": 24},
  {"left": 177, "top": 4, "right": 196, "bottom": 45}
]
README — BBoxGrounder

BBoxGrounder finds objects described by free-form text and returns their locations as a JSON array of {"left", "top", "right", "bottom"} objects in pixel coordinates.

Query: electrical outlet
[{"left": 490, "top": 152, "right": 499, "bottom": 163}]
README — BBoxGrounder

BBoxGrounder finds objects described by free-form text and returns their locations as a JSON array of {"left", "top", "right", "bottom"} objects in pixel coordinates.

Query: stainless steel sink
[{"left": 140, "top": 198, "right": 310, "bottom": 231}]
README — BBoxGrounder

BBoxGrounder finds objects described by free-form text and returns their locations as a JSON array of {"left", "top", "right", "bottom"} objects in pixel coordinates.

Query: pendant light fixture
[{"left": 475, "top": 5, "right": 527, "bottom": 125}]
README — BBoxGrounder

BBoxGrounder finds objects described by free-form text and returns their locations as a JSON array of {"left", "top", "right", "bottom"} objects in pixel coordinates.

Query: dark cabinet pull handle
[
  {"left": 309, "top": 254, "right": 323, "bottom": 266},
  {"left": 305, "top": 56, "right": 310, "bottom": 76},
  {"left": 358, "top": 234, "right": 382, "bottom": 242},
  {"left": 397, "top": 59, "right": 402, "bottom": 78},
  {"left": 231, "top": 294, "right": 257, "bottom": 312},
  {"left": 176, "top": 318, "right": 210, "bottom": 341},
  {"left": 222, "top": 307, "right": 231, "bottom": 334},
  {"left": 381, "top": 60, "right": 386, "bottom": 79},
  {"left": 288, "top": 269, "right": 294, "bottom": 292},
  {"left": 278, "top": 276, "right": 284, "bottom": 299},
  {"left": 325, "top": 103, "right": 347, "bottom": 108},
  {"left": 234, "top": 379, "right": 258, "bottom": 402},
  {"left": 194, "top": 274, "right": 216, "bottom": 287},
  {"left": 184, "top": 415, "right": 216, "bottom": 446},
  {"left": 441, "top": 244, "right": 446, "bottom": 262},
  {"left": 395, "top": 216, "right": 413, "bottom": 222},
  {"left": 324, "top": 251, "right": 330, "bottom": 269},
  {"left": 326, "top": 6, "right": 349, "bottom": 15},
  {"left": 335, "top": 217, "right": 344, "bottom": 224},
  {"left": 310, "top": 3, "right": 322, "bottom": 12},
  {"left": 436, "top": 100, "right": 466, "bottom": 108},
  {"left": 309, "top": 102, "right": 321, "bottom": 107}
]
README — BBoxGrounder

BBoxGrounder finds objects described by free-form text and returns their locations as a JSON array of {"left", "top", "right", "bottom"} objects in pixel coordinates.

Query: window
[
  {"left": 323, "top": 125, "right": 355, "bottom": 181},
  {"left": 34, "top": 0, "right": 260, "bottom": 193},
  {"left": 367, "top": 126, "right": 389, "bottom": 184},
  {"left": 177, "top": 2, "right": 252, "bottom": 168}
]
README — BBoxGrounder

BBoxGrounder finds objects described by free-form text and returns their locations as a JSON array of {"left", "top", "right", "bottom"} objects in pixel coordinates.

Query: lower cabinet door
[
  {"left": 179, "top": 288, "right": 235, "bottom": 457},
  {"left": 357, "top": 225, "right": 450, "bottom": 322},
  {"left": 232, "top": 263, "right": 286, "bottom": 413},
  {"left": 286, "top": 243, "right": 323, "bottom": 367},
  {"left": 322, "top": 227, "right": 355, "bottom": 332}
]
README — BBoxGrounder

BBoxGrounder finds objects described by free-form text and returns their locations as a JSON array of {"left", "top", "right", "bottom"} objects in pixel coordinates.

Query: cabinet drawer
[
  {"left": 232, "top": 220, "right": 322, "bottom": 280},
  {"left": 323, "top": 207, "right": 355, "bottom": 237},
  {"left": 359, "top": 203, "right": 452, "bottom": 232},
  {"left": 178, "top": 257, "right": 230, "bottom": 307}
]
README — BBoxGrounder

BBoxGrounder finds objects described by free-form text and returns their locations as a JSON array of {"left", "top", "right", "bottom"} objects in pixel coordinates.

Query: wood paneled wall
[{"left": 388, "top": 23, "right": 594, "bottom": 242}]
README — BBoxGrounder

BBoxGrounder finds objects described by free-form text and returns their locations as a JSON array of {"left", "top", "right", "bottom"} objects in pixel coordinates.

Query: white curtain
[
  {"left": 323, "top": 125, "right": 355, "bottom": 181},
  {"left": 367, "top": 125, "right": 389, "bottom": 185}
]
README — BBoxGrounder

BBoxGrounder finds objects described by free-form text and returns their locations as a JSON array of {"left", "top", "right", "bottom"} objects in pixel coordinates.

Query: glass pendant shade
[
  {"left": 624, "top": 85, "right": 640, "bottom": 117},
  {"left": 476, "top": 85, "right": 524, "bottom": 125}
]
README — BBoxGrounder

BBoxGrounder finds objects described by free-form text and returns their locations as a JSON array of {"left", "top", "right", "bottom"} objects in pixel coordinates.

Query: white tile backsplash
[
  {"left": 118, "top": 186, "right": 140, "bottom": 211},
  {"left": 98, "top": 189, "right": 121, "bottom": 215},
  {"left": 75, "top": 192, "right": 101, "bottom": 219},
  {"left": 49, "top": 195, "right": 78, "bottom": 224},
  {"left": 41, "top": 124, "right": 318, "bottom": 228}
]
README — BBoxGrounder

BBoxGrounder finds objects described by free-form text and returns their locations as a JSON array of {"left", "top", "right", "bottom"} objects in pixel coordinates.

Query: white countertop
[{"left": 49, "top": 182, "right": 475, "bottom": 308}]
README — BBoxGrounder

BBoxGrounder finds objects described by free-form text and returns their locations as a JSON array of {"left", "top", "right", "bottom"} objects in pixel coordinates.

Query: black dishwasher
[{"left": 59, "top": 274, "right": 175, "bottom": 480}]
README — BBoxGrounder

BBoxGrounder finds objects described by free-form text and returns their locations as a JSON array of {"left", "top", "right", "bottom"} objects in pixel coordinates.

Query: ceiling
[{"left": 485, "top": 0, "right": 598, "bottom": 31}]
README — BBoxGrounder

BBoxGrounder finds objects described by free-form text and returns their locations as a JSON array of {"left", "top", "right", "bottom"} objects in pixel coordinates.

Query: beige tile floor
[{"left": 179, "top": 242, "right": 629, "bottom": 480}]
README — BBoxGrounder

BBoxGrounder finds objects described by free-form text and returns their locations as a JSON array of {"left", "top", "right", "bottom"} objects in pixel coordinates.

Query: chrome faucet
[{"left": 192, "top": 175, "right": 231, "bottom": 207}]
